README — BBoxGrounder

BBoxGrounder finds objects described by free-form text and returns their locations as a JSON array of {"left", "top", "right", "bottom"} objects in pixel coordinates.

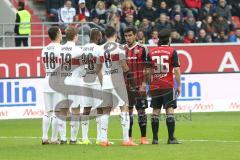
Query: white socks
[
  {"left": 57, "top": 116, "right": 67, "bottom": 141},
  {"left": 96, "top": 116, "right": 101, "bottom": 142},
  {"left": 120, "top": 112, "right": 130, "bottom": 141},
  {"left": 100, "top": 114, "right": 109, "bottom": 142},
  {"left": 81, "top": 115, "right": 89, "bottom": 141},
  {"left": 70, "top": 114, "right": 80, "bottom": 141},
  {"left": 42, "top": 114, "right": 51, "bottom": 140},
  {"left": 51, "top": 115, "right": 58, "bottom": 142}
]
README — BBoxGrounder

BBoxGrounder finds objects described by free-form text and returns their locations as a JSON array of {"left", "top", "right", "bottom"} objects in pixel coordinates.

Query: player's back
[
  {"left": 59, "top": 41, "right": 84, "bottom": 81},
  {"left": 41, "top": 42, "right": 61, "bottom": 92},
  {"left": 99, "top": 41, "right": 126, "bottom": 89},
  {"left": 148, "top": 45, "right": 176, "bottom": 89},
  {"left": 81, "top": 43, "right": 103, "bottom": 85}
]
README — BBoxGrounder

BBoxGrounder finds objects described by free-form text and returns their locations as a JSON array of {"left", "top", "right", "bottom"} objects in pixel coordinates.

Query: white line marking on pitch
[{"left": 0, "top": 137, "right": 240, "bottom": 143}]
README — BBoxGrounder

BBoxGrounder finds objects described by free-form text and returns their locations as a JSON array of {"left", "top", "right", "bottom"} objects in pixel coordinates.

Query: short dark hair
[
  {"left": 66, "top": 26, "right": 78, "bottom": 41},
  {"left": 158, "top": 29, "right": 171, "bottom": 45},
  {"left": 90, "top": 28, "right": 102, "bottom": 43},
  {"left": 48, "top": 26, "right": 60, "bottom": 41},
  {"left": 124, "top": 27, "right": 137, "bottom": 35},
  {"left": 105, "top": 25, "right": 116, "bottom": 38},
  {"left": 18, "top": 1, "right": 25, "bottom": 10}
]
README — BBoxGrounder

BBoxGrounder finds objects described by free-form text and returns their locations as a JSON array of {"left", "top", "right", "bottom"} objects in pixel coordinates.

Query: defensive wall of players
[{"left": 0, "top": 44, "right": 240, "bottom": 119}]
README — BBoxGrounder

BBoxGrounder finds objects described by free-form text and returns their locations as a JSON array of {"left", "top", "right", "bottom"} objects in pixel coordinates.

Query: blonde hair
[
  {"left": 122, "top": 0, "right": 137, "bottom": 11},
  {"left": 95, "top": 1, "right": 105, "bottom": 9}
]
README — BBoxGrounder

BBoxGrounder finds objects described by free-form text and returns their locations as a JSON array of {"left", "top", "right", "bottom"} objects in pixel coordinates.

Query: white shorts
[
  {"left": 80, "top": 84, "right": 102, "bottom": 109},
  {"left": 102, "top": 86, "right": 129, "bottom": 108},
  {"left": 43, "top": 92, "right": 68, "bottom": 112}
]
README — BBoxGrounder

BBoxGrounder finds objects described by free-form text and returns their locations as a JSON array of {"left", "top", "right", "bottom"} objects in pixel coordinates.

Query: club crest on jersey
[{"left": 134, "top": 49, "right": 140, "bottom": 54}]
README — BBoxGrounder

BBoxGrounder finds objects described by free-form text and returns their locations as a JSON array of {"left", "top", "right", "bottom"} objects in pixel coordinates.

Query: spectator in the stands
[
  {"left": 213, "top": 15, "right": 230, "bottom": 35},
  {"left": 199, "top": 0, "right": 215, "bottom": 21},
  {"left": 229, "top": 28, "right": 240, "bottom": 42},
  {"left": 138, "top": 0, "right": 157, "bottom": 22},
  {"left": 121, "top": 0, "right": 138, "bottom": 22},
  {"left": 171, "top": 13, "right": 185, "bottom": 36},
  {"left": 148, "top": 29, "right": 159, "bottom": 45},
  {"left": 109, "top": 13, "right": 121, "bottom": 39},
  {"left": 133, "top": 0, "right": 145, "bottom": 9},
  {"left": 137, "top": 30, "right": 147, "bottom": 44},
  {"left": 184, "top": 30, "right": 196, "bottom": 43},
  {"left": 156, "top": 1, "right": 170, "bottom": 17},
  {"left": 196, "top": 28, "right": 212, "bottom": 43},
  {"left": 214, "top": 30, "right": 229, "bottom": 42},
  {"left": 59, "top": 0, "right": 76, "bottom": 29},
  {"left": 154, "top": 13, "right": 172, "bottom": 31},
  {"left": 77, "top": 0, "right": 90, "bottom": 21},
  {"left": 184, "top": 0, "right": 202, "bottom": 19},
  {"left": 89, "top": 14, "right": 105, "bottom": 30},
  {"left": 215, "top": 0, "right": 232, "bottom": 23},
  {"left": 201, "top": 15, "right": 215, "bottom": 36},
  {"left": 207, "top": 0, "right": 218, "bottom": 9},
  {"left": 139, "top": 18, "right": 152, "bottom": 40},
  {"left": 91, "top": 1, "right": 107, "bottom": 24},
  {"left": 46, "top": 0, "right": 64, "bottom": 22},
  {"left": 120, "top": 14, "right": 136, "bottom": 32},
  {"left": 184, "top": 14, "right": 198, "bottom": 35},
  {"left": 14, "top": 1, "right": 31, "bottom": 47},
  {"left": 228, "top": 0, "right": 240, "bottom": 18},
  {"left": 171, "top": 30, "right": 183, "bottom": 43},
  {"left": 77, "top": 18, "right": 91, "bottom": 45},
  {"left": 170, "top": 4, "right": 184, "bottom": 20}
]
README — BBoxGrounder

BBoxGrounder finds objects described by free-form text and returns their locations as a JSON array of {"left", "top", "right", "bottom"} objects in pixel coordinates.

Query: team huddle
[{"left": 41, "top": 25, "right": 181, "bottom": 146}]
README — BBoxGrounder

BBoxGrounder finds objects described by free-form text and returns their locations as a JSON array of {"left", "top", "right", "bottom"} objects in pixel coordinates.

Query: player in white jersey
[
  {"left": 79, "top": 28, "right": 104, "bottom": 145},
  {"left": 57, "top": 26, "right": 85, "bottom": 144},
  {"left": 41, "top": 26, "right": 66, "bottom": 144},
  {"left": 97, "top": 26, "right": 137, "bottom": 146}
]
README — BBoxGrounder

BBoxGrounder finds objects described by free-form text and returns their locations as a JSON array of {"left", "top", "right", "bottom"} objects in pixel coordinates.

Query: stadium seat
[{"left": 232, "top": 16, "right": 240, "bottom": 28}]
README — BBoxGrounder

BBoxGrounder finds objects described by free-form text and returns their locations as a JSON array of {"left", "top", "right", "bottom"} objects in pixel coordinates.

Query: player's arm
[
  {"left": 96, "top": 63, "right": 103, "bottom": 85},
  {"left": 172, "top": 50, "right": 181, "bottom": 97}
]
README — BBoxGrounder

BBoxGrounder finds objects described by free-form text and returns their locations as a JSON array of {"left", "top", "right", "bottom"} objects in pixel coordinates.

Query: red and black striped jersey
[{"left": 125, "top": 42, "right": 149, "bottom": 88}]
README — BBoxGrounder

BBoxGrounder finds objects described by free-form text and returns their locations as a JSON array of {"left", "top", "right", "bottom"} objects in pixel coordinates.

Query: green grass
[{"left": 0, "top": 112, "right": 240, "bottom": 160}]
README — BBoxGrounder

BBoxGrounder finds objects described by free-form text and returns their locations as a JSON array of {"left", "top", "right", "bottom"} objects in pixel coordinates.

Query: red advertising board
[{"left": 0, "top": 44, "right": 240, "bottom": 78}]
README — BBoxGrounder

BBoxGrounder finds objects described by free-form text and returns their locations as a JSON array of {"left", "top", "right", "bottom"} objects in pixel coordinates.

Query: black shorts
[
  {"left": 128, "top": 90, "right": 148, "bottom": 110},
  {"left": 150, "top": 88, "right": 177, "bottom": 109}
]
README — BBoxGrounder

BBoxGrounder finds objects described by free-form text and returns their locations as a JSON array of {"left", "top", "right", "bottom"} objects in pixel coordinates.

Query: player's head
[
  {"left": 158, "top": 29, "right": 171, "bottom": 46},
  {"left": 90, "top": 28, "right": 102, "bottom": 45},
  {"left": 105, "top": 25, "right": 117, "bottom": 41},
  {"left": 66, "top": 26, "right": 79, "bottom": 43},
  {"left": 48, "top": 26, "right": 62, "bottom": 43},
  {"left": 124, "top": 27, "right": 137, "bottom": 46}
]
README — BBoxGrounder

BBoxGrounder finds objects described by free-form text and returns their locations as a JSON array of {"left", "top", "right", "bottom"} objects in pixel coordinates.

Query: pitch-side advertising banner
[
  {"left": 0, "top": 44, "right": 240, "bottom": 78},
  {"left": 0, "top": 74, "right": 239, "bottom": 119}
]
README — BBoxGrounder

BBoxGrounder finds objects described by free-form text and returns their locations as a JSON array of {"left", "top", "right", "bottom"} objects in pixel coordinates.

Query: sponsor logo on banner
[{"left": 0, "top": 80, "right": 37, "bottom": 107}]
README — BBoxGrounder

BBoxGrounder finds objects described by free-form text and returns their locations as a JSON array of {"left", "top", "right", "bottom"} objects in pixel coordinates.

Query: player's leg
[
  {"left": 150, "top": 90, "right": 163, "bottom": 144},
  {"left": 69, "top": 95, "right": 80, "bottom": 144},
  {"left": 81, "top": 106, "right": 92, "bottom": 144},
  {"left": 99, "top": 89, "right": 112, "bottom": 146},
  {"left": 136, "top": 98, "right": 149, "bottom": 144},
  {"left": 164, "top": 89, "right": 181, "bottom": 144},
  {"left": 116, "top": 87, "right": 137, "bottom": 146},
  {"left": 42, "top": 92, "right": 53, "bottom": 144},
  {"left": 96, "top": 107, "right": 103, "bottom": 144},
  {"left": 127, "top": 91, "right": 135, "bottom": 142},
  {"left": 56, "top": 95, "right": 69, "bottom": 144}
]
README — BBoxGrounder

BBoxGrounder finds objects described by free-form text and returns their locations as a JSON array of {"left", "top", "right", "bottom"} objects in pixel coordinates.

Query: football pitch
[{"left": 0, "top": 112, "right": 240, "bottom": 160}]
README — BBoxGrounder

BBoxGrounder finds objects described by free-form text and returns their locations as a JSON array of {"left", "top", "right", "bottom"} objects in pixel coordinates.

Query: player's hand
[
  {"left": 139, "top": 82, "right": 147, "bottom": 97},
  {"left": 175, "top": 87, "right": 181, "bottom": 97}
]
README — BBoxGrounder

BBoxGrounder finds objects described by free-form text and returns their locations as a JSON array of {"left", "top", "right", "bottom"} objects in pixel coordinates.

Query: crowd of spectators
[{"left": 46, "top": 0, "right": 240, "bottom": 44}]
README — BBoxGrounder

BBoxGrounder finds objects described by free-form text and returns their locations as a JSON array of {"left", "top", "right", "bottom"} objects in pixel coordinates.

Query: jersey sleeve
[
  {"left": 119, "top": 44, "right": 126, "bottom": 60},
  {"left": 172, "top": 50, "right": 180, "bottom": 67}
]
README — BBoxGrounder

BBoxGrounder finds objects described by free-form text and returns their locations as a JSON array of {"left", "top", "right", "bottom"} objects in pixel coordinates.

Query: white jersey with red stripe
[
  {"left": 99, "top": 41, "right": 126, "bottom": 89},
  {"left": 80, "top": 43, "right": 104, "bottom": 85},
  {"left": 59, "top": 41, "right": 85, "bottom": 85},
  {"left": 41, "top": 42, "right": 61, "bottom": 92}
]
